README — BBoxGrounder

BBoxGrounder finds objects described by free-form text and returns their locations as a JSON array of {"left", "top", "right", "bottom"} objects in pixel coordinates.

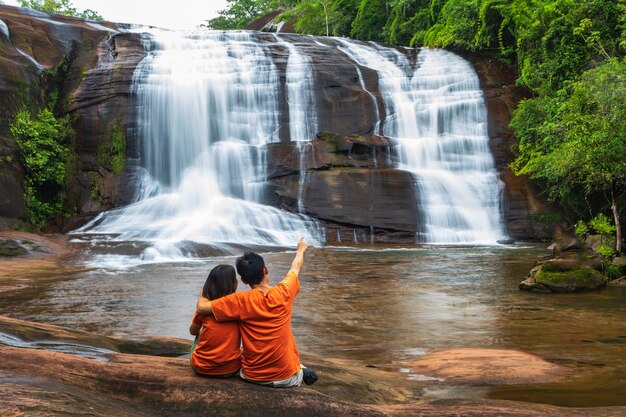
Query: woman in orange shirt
[{"left": 189, "top": 264, "right": 241, "bottom": 377}]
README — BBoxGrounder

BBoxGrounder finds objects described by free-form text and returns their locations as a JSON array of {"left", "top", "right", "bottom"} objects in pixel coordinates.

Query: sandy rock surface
[{"left": 410, "top": 348, "right": 571, "bottom": 385}]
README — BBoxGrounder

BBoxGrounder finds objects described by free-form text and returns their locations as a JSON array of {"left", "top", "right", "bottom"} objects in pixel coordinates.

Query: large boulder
[
  {"left": 266, "top": 132, "right": 419, "bottom": 242},
  {"left": 410, "top": 348, "right": 571, "bottom": 385},
  {"left": 519, "top": 251, "right": 607, "bottom": 293}
]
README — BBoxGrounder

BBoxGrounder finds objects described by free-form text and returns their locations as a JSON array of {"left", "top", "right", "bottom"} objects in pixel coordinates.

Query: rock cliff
[
  {"left": 0, "top": 5, "right": 554, "bottom": 241},
  {"left": 0, "top": 5, "right": 145, "bottom": 229}
]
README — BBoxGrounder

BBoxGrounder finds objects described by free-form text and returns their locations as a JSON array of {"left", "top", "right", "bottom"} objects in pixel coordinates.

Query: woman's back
[
  {"left": 189, "top": 264, "right": 241, "bottom": 376},
  {"left": 190, "top": 312, "right": 240, "bottom": 376}
]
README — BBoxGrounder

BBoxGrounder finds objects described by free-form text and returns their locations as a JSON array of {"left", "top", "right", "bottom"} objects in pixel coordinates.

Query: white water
[
  {"left": 0, "top": 19, "right": 9, "bottom": 39},
  {"left": 75, "top": 30, "right": 324, "bottom": 255},
  {"left": 336, "top": 41, "right": 505, "bottom": 244},
  {"left": 0, "top": 18, "right": 44, "bottom": 71},
  {"left": 274, "top": 34, "right": 318, "bottom": 214}
]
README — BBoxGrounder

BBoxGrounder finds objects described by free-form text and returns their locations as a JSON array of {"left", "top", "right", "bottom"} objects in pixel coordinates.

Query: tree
[
  {"left": 351, "top": 0, "right": 389, "bottom": 41},
  {"left": 18, "top": 0, "right": 103, "bottom": 21},
  {"left": 206, "top": 0, "right": 273, "bottom": 30},
  {"left": 290, "top": 0, "right": 353, "bottom": 36},
  {"left": 79, "top": 9, "right": 104, "bottom": 21},
  {"left": 511, "top": 58, "right": 626, "bottom": 252}
]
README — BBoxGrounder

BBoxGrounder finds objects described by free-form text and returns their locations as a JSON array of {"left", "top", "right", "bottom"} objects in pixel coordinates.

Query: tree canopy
[
  {"left": 206, "top": 0, "right": 274, "bottom": 29},
  {"left": 18, "top": 0, "right": 104, "bottom": 21}
]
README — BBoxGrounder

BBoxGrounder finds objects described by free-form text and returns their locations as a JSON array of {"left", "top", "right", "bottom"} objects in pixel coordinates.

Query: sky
[{"left": 3, "top": 0, "right": 230, "bottom": 29}]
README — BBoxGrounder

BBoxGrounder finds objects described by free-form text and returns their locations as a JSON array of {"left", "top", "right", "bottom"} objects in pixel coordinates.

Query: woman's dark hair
[{"left": 202, "top": 264, "right": 237, "bottom": 300}]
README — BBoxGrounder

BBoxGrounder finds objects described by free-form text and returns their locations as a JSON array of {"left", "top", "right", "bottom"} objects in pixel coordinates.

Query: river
[{"left": 1, "top": 243, "right": 624, "bottom": 407}]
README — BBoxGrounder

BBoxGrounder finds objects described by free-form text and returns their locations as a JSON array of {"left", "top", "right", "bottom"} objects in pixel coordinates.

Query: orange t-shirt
[
  {"left": 211, "top": 270, "right": 301, "bottom": 381},
  {"left": 190, "top": 312, "right": 241, "bottom": 376}
]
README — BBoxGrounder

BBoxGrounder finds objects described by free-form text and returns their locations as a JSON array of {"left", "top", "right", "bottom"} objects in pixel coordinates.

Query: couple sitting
[{"left": 189, "top": 237, "right": 317, "bottom": 387}]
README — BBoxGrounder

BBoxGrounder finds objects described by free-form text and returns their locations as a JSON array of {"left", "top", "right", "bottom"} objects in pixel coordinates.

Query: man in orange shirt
[{"left": 196, "top": 237, "right": 317, "bottom": 387}]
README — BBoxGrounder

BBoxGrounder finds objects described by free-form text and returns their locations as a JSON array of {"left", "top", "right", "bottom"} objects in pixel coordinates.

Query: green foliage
[
  {"left": 97, "top": 119, "right": 126, "bottom": 175},
  {"left": 589, "top": 213, "right": 616, "bottom": 237},
  {"left": 597, "top": 244, "right": 617, "bottom": 263},
  {"left": 607, "top": 264, "right": 624, "bottom": 280},
  {"left": 18, "top": 0, "right": 104, "bottom": 20},
  {"left": 87, "top": 171, "right": 101, "bottom": 201},
  {"left": 422, "top": 0, "right": 481, "bottom": 50},
  {"left": 289, "top": 0, "right": 356, "bottom": 36},
  {"left": 206, "top": 0, "right": 273, "bottom": 29},
  {"left": 79, "top": 9, "right": 104, "bottom": 21},
  {"left": 10, "top": 108, "right": 74, "bottom": 228},
  {"left": 575, "top": 220, "right": 589, "bottom": 242},
  {"left": 511, "top": 58, "right": 626, "bottom": 220},
  {"left": 530, "top": 213, "right": 564, "bottom": 224},
  {"left": 351, "top": 0, "right": 389, "bottom": 41}
]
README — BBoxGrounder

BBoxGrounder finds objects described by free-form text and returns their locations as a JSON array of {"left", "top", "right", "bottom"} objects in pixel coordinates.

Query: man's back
[{"left": 211, "top": 270, "right": 300, "bottom": 381}]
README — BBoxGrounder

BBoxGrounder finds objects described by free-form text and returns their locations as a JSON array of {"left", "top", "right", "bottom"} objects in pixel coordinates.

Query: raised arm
[{"left": 289, "top": 237, "right": 309, "bottom": 276}]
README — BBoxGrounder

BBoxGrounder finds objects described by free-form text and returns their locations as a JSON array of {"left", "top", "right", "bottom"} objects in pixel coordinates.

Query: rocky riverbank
[
  {"left": 0, "top": 229, "right": 79, "bottom": 280},
  {"left": 1, "top": 315, "right": 625, "bottom": 416}
]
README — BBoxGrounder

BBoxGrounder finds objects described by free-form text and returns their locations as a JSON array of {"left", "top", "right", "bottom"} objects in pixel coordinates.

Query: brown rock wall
[{"left": 0, "top": 5, "right": 144, "bottom": 228}]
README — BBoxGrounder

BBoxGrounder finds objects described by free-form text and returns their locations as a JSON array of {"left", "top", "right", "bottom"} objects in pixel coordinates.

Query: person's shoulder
[
  {"left": 276, "top": 270, "right": 300, "bottom": 296},
  {"left": 283, "top": 269, "right": 299, "bottom": 281}
]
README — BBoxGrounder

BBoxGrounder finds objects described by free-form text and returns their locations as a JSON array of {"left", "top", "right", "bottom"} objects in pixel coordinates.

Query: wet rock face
[
  {"left": 265, "top": 132, "right": 420, "bottom": 241},
  {"left": 0, "top": 5, "right": 111, "bottom": 224},
  {"left": 69, "top": 31, "right": 147, "bottom": 216},
  {"left": 0, "top": 5, "right": 146, "bottom": 228}
]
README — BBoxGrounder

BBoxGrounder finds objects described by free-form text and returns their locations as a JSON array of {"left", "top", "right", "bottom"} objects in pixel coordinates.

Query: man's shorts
[{"left": 239, "top": 367, "right": 304, "bottom": 388}]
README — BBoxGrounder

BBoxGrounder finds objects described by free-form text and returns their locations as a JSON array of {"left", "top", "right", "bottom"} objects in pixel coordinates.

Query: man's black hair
[{"left": 236, "top": 252, "right": 265, "bottom": 286}]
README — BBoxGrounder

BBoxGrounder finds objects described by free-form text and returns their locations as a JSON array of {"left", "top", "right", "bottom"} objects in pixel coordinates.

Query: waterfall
[
  {"left": 75, "top": 30, "right": 323, "bottom": 255},
  {"left": 273, "top": 34, "right": 318, "bottom": 214},
  {"left": 73, "top": 29, "right": 506, "bottom": 255},
  {"left": 337, "top": 40, "right": 505, "bottom": 244}
]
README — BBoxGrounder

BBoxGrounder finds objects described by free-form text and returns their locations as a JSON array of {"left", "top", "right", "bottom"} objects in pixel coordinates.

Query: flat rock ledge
[
  {"left": 410, "top": 348, "right": 570, "bottom": 385},
  {"left": 1, "top": 317, "right": 624, "bottom": 416},
  {"left": 0, "top": 230, "right": 79, "bottom": 279}
]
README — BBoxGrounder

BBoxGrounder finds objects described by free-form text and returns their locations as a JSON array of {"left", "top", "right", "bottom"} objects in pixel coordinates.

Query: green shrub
[
  {"left": 97, "top": 119, "right": 126, "bottom": 175},
  {"left": 10, "top": 108, "right": 74, "bottom": 228},
  {"left": 589, "top": 213, "right": 616, "bottom": 237},
  {"left": 575, "top": 220, "right": 589, "bottom": 242}
]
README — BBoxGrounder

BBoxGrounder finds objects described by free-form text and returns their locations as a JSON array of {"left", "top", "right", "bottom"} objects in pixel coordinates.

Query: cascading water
[
  {"left": 74, "top": 29, "right": 506, "bottom": 257},
  {"left": 75, "top": 30, "right": 323, "bottom": 257},
  {"left": 336, "top": 40, "right": 505, "bottom": 244},
  {"left": 273, "top": 34, "right": 318, "bottom": 214}
]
